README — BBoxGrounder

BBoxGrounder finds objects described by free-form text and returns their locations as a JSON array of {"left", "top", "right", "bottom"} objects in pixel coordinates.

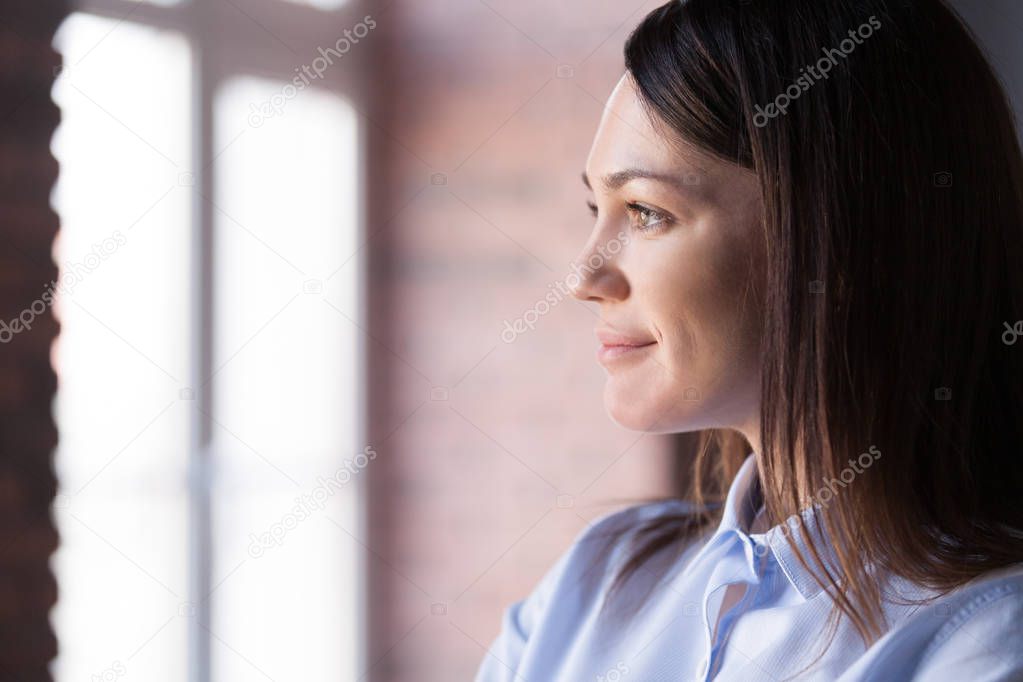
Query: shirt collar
[
  {"left": 710, "top": 453, "right": 843, "bottom": 601},
  {"left": 715, "top": 452, "right": 765, "bottom": 534}
]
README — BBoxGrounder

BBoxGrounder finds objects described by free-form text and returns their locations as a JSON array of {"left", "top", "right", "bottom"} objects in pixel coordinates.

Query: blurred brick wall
[
  {"left": 365, "top": 2, "right": 673, "bottom": 680},
  {"left": 0, "top": 0, "right": 67, "bottom": 679}
]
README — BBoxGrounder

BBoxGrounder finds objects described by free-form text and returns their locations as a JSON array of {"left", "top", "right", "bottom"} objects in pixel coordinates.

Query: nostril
[
  {"left": 567, "top": 250, "right": 629, "bottom": 303},
  {"left": 566, "top": 265, "right": 591, "bottom": 301}
]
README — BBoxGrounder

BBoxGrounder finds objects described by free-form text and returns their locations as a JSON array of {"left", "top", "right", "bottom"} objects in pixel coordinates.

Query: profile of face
[{"left": 572, "top": 75, "right": 766, "bottom": 438}]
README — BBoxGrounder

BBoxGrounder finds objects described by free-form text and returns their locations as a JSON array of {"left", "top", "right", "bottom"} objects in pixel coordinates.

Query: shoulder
[
  {"left": 910, "top": 564, "right": 1023, "bottom": 680},
  {"left": 528, "top": 499, "right": 698, "bottom": 612},
  {"left": 572, "top": 498, "right": 698, "bottom": 556},
  {"left": 549, "top": 498, "right": 701, "bottom": 598},
  {"left": 474, "top": 499, "right": 700, "bottom": 682}
]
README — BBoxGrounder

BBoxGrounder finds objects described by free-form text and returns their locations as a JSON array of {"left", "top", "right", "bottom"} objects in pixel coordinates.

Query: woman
[{"left": 475, "top": 0, "right": 1023, "bottom": 680}]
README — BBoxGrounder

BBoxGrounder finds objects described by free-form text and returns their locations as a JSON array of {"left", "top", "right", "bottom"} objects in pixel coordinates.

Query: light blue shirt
[{"left": 475, "top": 454, "right": 1023, "bottom": 681}]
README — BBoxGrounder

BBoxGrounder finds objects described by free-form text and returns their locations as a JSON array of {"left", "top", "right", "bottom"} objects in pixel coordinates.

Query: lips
[
  {"left": 595, "top": 328, "right": 655, "bottom": 347},
  {"left": 595, "top": 326, "right": 656, "bottom": 364}
]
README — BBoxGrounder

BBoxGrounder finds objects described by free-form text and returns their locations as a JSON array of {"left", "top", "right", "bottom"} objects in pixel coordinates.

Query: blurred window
[{"left": 51, "top": 2, "right": 366, "bottom": 680}]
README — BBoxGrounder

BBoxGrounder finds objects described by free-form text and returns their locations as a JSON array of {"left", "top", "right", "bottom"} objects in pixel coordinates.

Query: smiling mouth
[{"left": 596, "top": 341, "right": 657, "bottom": 364}]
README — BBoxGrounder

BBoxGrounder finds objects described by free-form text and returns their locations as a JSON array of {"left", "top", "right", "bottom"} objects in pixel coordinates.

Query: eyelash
[{"left": 586, "top": 200, "right": 672, "bottom": 232}]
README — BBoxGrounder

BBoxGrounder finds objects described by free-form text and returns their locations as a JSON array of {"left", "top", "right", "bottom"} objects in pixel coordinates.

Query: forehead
[{"left": 585, "top": 75, "right": 701, "bottom": 181}]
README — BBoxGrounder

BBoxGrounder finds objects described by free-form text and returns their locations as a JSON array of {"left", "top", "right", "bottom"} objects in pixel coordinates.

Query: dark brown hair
[{"left": 603, "top": 0, "right": 1023, "bottom": 669}]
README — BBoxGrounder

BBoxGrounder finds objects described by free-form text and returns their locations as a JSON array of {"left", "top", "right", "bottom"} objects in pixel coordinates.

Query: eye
[
  {"left": 626, "top": 201, "right": 673, "bottom": 231},
  {"left": 586, "top": 200, "right": 598, "bottom": 217}
]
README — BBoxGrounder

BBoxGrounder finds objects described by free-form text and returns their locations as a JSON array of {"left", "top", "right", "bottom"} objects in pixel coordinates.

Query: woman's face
[{"left": 572, "top": 75, "right": 766, "bottom": 438}]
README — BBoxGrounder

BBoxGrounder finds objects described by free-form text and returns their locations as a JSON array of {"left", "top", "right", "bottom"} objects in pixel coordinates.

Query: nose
[{"left": 568, "top": 233, "right": 630, "bottom": 303}]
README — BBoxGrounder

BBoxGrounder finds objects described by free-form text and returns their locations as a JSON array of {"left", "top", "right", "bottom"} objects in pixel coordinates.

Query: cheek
[
  {"left": 601, "top": 228, "right": 762, "bottom": 434},
  {"left": 636, "top": 228, "right": 762, "bottom": 388}
]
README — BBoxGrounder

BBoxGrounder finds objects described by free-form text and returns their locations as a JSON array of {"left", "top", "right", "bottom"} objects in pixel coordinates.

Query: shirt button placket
[{"left": 706, "top": 537, "right": 767, "bottom": 680}]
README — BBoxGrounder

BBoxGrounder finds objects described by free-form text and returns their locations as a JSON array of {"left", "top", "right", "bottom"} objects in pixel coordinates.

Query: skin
[{"left": 571, "top": 75, "right": 767, "bottom": 453}]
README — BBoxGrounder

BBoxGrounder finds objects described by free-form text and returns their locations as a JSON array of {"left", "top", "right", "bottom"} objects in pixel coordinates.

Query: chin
[{"left": 603, "top": 384, "right": 685, "bottom": 434}]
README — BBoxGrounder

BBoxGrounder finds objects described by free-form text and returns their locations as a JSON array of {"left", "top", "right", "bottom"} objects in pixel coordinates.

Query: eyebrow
[{"left": 582, "top": 168, "right": 701, "bottom": 194}]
